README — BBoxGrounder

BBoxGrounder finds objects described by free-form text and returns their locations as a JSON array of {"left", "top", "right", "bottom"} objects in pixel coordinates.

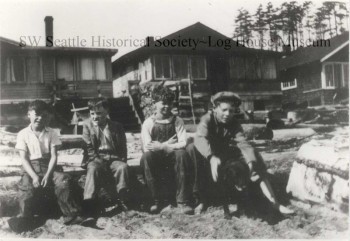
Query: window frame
[
  {"left": 79, "top": 57, "right": 107, "bottom": 81},
  {"left": 153, "top": 55, "right": 172, "bottom": 80},
  {"left": 281, "top": 78, "right": 297, "bottom": 90},
  {"left": 322, "top": 62, "right": 348, "bottom": 89},
  {"left": 172, "top": 55, "right": 190, "bottom": 80},
  {"left": 189, "top": 56, "right": 207, "bottom": 80}
]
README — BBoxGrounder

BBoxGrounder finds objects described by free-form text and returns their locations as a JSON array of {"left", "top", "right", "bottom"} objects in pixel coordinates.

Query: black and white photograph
[{"left": 0, "top": 0, "right": 349, "bottom": 238}]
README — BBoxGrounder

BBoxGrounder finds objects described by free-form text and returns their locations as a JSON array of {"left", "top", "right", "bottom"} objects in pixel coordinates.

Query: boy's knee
[
  {"left": 87, "top": 161, "right": 103, "bottom": 173},
  {"left": 174, "top": 149, "right": 189, "bottom": 162},
  {"left": 141, "top": 151, "right": 157, "bottom": 164}
]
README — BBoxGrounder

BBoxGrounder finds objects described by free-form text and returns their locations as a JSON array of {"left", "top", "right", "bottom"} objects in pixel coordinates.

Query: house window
[
  {"left": 325, "top": 64, "right": 334, "bottom": 87},
  {"left": 80, "top": 58, "right": 106, "bottom": 80},
  {"left": 343, "top": 63, "right": 349, "bottom": 87},
  {"left": 229, "top": 57, "right": 245, "bottom": 79},
  {"left": 229, "top": 56, "right": 276, "bottom": 80},
  {"left": 281, "top": 78, "right": 297, "bottom": 90},
  {"left": 25, "top": 57, "right": 41, "bottom": 83},
  {"left": 323, "top": 63, "right": 348, "bottom": 88},
  {"left": 245, "top": 57, "right": 261, "bottom": 80},
  {"left": 172, "top": 56, "right": 189, "bottom": 79},
  {"left": 261, "top": 58, "right": 276, "bottom": 79},
  {"left": 95, "top": 58, "right": 106, "bottom": 80},
  {"left": 3, "top": 57, "right": 25, "bottom": 83},
  {"left": 190, "top": 56, "right": 206, "bottom": 79},
  {"left": 56, "top": 58, "right": 74, "bottom": 81},
  {"left": 154, "top": 55, "right": 171, "bottom": 79}
]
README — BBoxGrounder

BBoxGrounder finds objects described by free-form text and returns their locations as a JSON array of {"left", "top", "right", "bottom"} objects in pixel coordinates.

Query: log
[{"left": 286, "top": 127, "right": 349, "bottom": 210}]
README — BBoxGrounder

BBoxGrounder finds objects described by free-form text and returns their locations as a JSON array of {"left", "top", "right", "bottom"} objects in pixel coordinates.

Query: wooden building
[
  {"left": 112, "top": 22, "right": 283, "bottom": 121},
  {"left": 0, "top": 17, "right": 117, "bottom": 104},
  {"left": 279, "top": 32, "right": 349, "bottom": 107}
]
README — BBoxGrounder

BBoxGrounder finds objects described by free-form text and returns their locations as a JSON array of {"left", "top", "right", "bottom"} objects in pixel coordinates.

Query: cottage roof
[
  {"left": 112, "top": 22, "right": 281, "bottom": 71},
  {"left": 0, "top": 36, "right": 117, "bottom": 56},
  {"left": 279, "top": 32, "right": 349, "bottom": 70}
]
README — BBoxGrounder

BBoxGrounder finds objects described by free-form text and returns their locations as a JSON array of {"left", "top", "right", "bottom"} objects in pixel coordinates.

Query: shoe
[
  {"left": 150, "top": 203, "right": 160, "bottom": 214},
  {"left": 194, "top": 203, "right": 206, "bottom": 215},
  {"left": 66, "top": 215, "right": 96, "bottom": 227},
  {"left": 119, "top": 201, "right": 129, "bottom": 212},
  {"left": 278, "top": 205, "right": 295, "bottom": 215},
  {"left": 178, "top": 203, "right": 194, "bottom": 215}
]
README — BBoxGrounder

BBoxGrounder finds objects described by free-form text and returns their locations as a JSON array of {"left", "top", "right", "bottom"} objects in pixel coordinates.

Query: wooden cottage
[
  {"left": 279, "top": 32, "right": 349, "bottom": 107},
  {"left": 0, "top": 25, "right": 117, "bottom": 103},
  {"left": 112, "top": 22, "right": 283, "bottom": 122}
]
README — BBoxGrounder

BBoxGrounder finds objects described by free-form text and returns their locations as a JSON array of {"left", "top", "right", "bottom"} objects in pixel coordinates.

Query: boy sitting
[
  {"left": 187, "top": 91, "right": 295, "bottom": 217},
  {"left": 140, "top": 86, "right": 193, "bottom": 214},
  {"left": 11, "top": 100, "right": 89, "bottom": 232},
  {"left": 82, "top": 98, "right": 130, "bottom": 217}
]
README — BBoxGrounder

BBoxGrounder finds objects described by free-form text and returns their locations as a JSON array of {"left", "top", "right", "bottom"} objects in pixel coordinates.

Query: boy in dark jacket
[
  {"left": 187, "top": 92, "right": 294, "bottom": 216},
  {"left": 82, "top": 98, "right": 130, "bottom": 217}
]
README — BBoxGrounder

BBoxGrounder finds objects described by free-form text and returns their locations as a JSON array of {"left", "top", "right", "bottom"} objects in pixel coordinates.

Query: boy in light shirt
[{"left": 10, "top": 100, "right": 90, "bottom": 232}]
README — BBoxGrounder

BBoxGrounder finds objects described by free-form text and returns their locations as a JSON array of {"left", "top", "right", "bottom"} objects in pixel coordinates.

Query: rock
[{"left": 286, "top": 128, "right": 349, "bottom": 210}]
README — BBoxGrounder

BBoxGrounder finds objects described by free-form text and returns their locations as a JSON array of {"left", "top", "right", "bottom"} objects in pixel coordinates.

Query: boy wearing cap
[
  {"left": 82, "top": 98, "right": 130, "bottom": 217},
  {"left": 13, "top": 100, "right": 89, "bottom": 231},
  {"left": 140, "top": 86, "right": 193, "bottom": 214},
  {"left": 187, "top": 91, "right": 294, "bottom": 216}
]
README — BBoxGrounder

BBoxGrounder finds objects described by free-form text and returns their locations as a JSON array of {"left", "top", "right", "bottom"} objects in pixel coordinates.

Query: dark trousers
[
  {"left": 186, "top": 143, "right": 244, "bottom": 204},
  {"left": 84, "top": 159, "right": 129, "bottom": 200},
  {"left": 18, "top": 171, "right": 81, "bottom": 218},
  {"left": 140, "top": 149, "right": 191, "bottom": 204}
]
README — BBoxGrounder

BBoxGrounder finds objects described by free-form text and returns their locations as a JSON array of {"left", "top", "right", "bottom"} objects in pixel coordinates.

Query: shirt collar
[
  {"left": 28, "top": 124, "right": 49, "bottom": 133},
  {"left": 152, "top": 113, "right": 174, "bottom": 123}
]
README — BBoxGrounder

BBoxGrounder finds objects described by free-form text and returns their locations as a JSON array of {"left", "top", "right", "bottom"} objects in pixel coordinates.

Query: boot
[{"left": 150, "top": 200, "right": 160, "bottom": 214}]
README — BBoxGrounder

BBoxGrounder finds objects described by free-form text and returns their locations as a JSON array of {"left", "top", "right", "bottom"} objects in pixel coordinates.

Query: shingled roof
[{"left": 279, "top": 32, "right": 349, "bottom": 70}]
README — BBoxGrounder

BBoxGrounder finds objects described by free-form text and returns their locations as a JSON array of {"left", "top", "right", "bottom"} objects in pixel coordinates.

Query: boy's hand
[
  {"left": 210, "top": 155, "right": 221, "bottom": 182},
  {"left": 167, "top": 134, "right": 178, "bottom": 144},
  {"left": 41, "top": 174, "right": 51, "bottom": 187},
  {"left": 32, "top": 175, "right": 40, "bottom": 188},
  {"left": 146, "top": 141, "right": 164, "bottom": 151}
]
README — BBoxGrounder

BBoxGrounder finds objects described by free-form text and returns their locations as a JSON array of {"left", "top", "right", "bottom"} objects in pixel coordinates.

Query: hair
[
  {"left": 87, "top": 98, "right": 109, "bottom": 111},
  {"left": 152, "top": 85, "right": 175, "bottom": 104},
  {"left": 28, "top": 100, "right": 49, "bottom": 115},
  {"left": 213, "top": 98, "right": 241, "bottom": 108}
]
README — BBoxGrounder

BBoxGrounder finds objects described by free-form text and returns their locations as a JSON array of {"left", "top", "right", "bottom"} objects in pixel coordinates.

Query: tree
[
  {"left": 233, "top": 8, "right": 253, "bottom": 47},
  {"left": 253, "top": 4, "right": 267, "bottom": 49}
]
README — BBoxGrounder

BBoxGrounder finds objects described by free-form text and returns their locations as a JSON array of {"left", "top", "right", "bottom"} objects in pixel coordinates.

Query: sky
[{"left": 0, "top": 0, "right": 345, "bottom": 60}]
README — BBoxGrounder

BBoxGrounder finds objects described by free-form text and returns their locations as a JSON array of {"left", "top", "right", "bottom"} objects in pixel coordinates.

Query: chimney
[
  {"left": 44, "top": 16, "right": 53, "bottom": 47},
  {"left": 146, "top": 36, "right": 154, "bottom": 47},
  {"left": 282, "top": 45, "right": 291, "bottom": 57}
]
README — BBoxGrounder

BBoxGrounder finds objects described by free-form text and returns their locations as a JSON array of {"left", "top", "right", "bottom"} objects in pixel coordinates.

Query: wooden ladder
[{"left": 178, "top": 79, "right": 196, "bottom": 124}]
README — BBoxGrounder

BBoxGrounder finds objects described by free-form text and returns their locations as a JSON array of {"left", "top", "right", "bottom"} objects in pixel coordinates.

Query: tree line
[{"left": 233, "top": 1, "right": 349, "bottom": 51}]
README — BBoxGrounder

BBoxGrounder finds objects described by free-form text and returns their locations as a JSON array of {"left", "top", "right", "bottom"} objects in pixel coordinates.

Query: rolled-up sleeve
[
  {"left": 141, "top": 118, "right": 154, "bottom": 152},
  {"left": 194, "top": 114, "right": 213, "bottom": 159},
  {"left": 15, "top": 130, "right": 28, "bottom": 153}
]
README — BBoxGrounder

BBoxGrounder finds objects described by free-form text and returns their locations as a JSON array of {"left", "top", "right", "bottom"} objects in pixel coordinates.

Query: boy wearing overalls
[{"left": 140, "top": 86, "right": 193, "bottom": 214}]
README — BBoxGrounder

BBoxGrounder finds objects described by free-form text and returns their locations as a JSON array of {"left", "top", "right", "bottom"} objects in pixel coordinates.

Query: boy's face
[
  {"left": 154, "top": 100, "right": 172, "bottom": 116},
  {"left": 214, "top": 102, "right": 238, "bottom": 124},
  {"left": 28, "top": 110, "right": 48, "bottom": 129},
  {"left": 90, "top": 106, "right": 108, "bottom": 126}
]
